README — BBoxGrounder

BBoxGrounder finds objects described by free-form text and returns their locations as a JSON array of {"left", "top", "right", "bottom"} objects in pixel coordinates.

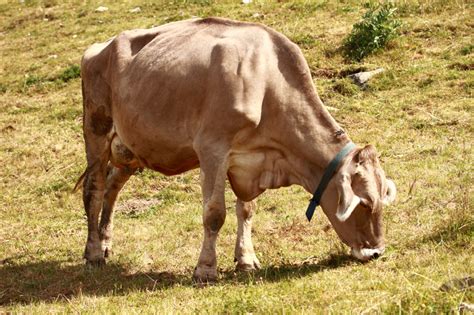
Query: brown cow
[{"left": 77, "top": 17, "right": 396, "bottom": 282}]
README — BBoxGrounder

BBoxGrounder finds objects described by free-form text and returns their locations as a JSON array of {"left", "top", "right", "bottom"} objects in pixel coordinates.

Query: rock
[
  {"left": 95, "top": 6, "right": 108, "bottom": 13},
  {"left": 440, "top": 276, "right": 474, "bottom": 292},
  {"left": 459, "top": 303, "right": 474, "bottom": 313},
  {"left": 242, "top": 0, "right": 252, "bottom": 4},
  {"left": 129, "top": 7, "right": 141, "bottom": 13},
  {"left": 52, "top": 144, "right": 64, "bottom": 153},
  {"left": 348, "top": 68, "right": 385, "bottom": 87},
  {"left": 2, "top": 125, "right": 15, "bottom": 133}
]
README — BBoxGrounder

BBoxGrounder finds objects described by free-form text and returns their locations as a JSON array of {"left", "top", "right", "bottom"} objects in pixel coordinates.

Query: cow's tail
[
  {"left": 73, "top": 78, "right": 88, "bottom": 193},
  {"left": 73, "top": 169, "right": 87, "bottom": 193},
  {"left": 73, "top": 163, "right": 114, "bottom": 193}
]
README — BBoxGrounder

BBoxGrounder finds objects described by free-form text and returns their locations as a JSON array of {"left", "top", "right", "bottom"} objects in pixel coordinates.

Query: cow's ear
[
  {"left": 355, "top": 145, "right": 378, "bottom": 164},
  {"left": 336, "top": 173, "right": 361, "bottom": 222},
  {"left": 383, "top": 179, "right": 397, "bottom": 205}
]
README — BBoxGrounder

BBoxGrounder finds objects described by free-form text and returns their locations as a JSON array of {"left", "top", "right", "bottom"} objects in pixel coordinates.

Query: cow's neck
[{"left": 264, "top": 91, "right": 351, "bottom": 194}]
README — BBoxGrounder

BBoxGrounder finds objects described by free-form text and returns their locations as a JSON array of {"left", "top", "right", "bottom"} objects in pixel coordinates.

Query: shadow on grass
[
  {"left": 0, "top": 253, "right": 353, "bottom": 306},
  {"left": 221, "top": 252, "right": 355, "bottom": 283},
  {"left": 0, "top": 260, "right": 192, "bottom": 306}
]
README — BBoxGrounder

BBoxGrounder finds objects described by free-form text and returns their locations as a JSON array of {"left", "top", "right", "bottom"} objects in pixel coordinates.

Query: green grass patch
[{"left": 57, "top": 64, "right": 81, "bottom": 83}]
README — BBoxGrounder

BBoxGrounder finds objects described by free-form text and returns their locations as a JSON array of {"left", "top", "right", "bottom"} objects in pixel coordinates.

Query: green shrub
[{"left": 342, "top": 4, "right": 401, "bottom": 61}]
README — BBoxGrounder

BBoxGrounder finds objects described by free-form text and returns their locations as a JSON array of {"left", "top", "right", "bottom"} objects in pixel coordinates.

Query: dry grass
[{"left": 0, "top": 0, "right": 473, "bottom": 313}]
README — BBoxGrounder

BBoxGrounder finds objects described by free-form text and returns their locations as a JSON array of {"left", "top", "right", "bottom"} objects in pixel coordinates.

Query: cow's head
[{"left": 320, "top": 145, "right": 396, "bottom": 261}]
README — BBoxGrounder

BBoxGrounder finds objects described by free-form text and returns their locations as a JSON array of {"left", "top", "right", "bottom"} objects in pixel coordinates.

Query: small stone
[
  {"left": 440, "top": 276, "right": 474, "bottom": 292},
  {"left": 242, "top": 0, "right": 252, "bottom": 4},
  {"left": 325, "top": 106, "right": 339, "bottom": 112},
  {"left": 348, "top": 68, "right": 385, "bottom": 87},
  {"left": 72, "top": 34, "right": 77, "bottom": 38},
  {"left": 2, "top": 125, "right": 15, "bottom": 133},
  {"left": 95, "top": 6, "right": 108, "bottom": 13},
  {"left": 459, "top": 303, "right": 474, "bottom": 313},
  {"left": 252, "top": 13, "right": 261, "bottom": 18},
  {"left": 47, "top": 54, "right": 58, "bottom": 59},
  {"left": 52, "top": 144, "right": 64, "bottom": 153},
  {"left": 129, "top": 7, "right": 141, "bottom": 13}
]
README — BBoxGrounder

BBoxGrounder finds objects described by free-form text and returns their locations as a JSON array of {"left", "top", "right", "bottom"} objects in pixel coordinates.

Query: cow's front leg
[
  {"left": 235, "top": 199, "right": 261, "bottom": 271},
  {"left": 99, "top": 165, "right": 136, "bottom": 257},
  {"left": 193, "top": 149, "right": 228, "bottom": 283}
]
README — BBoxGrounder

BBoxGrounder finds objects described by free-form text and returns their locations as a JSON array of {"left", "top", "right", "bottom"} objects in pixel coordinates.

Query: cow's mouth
[{"left": 351, "top": 247, "right": 385, "bottom": 261}]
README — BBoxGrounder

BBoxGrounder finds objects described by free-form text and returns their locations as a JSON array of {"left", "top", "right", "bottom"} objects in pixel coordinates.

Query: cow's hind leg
[
  {"left": 83, "top": 155, "right": 109, "bottom": 266},
  {"left": 81, "top": 87, "right": 114, "bottom": 265},
  {"left": 235, "top": 199, "right": 261, "bottom": 271},
  {"left": 99, "top": 165, "right": 136, "bottom": 257},
  {"left": 193, "top": 144, "right": 229, "bottom": 283}
]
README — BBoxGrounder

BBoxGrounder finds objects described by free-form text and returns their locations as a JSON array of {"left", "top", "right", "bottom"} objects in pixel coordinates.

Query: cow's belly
[{"left": 111, "top": 109, "right": 199, "bottom": 176}]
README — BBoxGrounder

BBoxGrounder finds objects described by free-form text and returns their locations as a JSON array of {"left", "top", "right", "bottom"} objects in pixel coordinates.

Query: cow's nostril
[{"left": 371, "top": 252, "right": 380, "bottom": 259}]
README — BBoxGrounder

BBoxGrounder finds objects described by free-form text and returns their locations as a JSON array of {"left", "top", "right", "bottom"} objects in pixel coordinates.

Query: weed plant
[{"left": 343, "top": 4, "right": 401, "bottom": 61}]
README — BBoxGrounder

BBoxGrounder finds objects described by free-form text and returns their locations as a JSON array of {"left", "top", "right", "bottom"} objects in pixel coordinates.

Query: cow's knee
[
  {"left": 237, "top": 199, "right": 256, "bottom": 220},
  {"left": 203, "top": 203, "right": 226, "bottom": 233}
]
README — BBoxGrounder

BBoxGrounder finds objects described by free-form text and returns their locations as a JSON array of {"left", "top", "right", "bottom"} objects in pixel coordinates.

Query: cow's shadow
[{"left": 0, "top": 253, "right": 353, "bottom": 306}]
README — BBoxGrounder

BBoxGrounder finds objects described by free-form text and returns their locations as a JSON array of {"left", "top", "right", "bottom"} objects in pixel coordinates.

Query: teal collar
[{"left": 306, "top": 142, "right": 356, "bottom": 221}]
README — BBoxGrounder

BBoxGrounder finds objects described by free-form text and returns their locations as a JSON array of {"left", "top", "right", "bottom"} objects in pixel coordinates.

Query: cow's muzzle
[{"left": 351, "top": 247, "right": 385, "bottom": 261}]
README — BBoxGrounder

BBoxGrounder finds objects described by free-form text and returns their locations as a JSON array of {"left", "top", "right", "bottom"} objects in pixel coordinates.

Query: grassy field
[{"left": 0, "top": 0, "right": 473, "bottom": 313}]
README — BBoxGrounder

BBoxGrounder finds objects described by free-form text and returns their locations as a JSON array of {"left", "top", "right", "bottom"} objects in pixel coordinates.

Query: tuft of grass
[
  {"left": 460, "top": 44, "right": 473, "bottom": 55},
  {"left": 57, "top": 64, "right": 81, "bottom": 83},
  {"left": 342, "top": 4, "right": 401, "bottom": 61},
  {"left": 19, "top": 65, "right": 81, "bottom": 92},
  {"left": 333, "top": 78, "right": 359, "bottom": 96},
  {"left": 291, "top": 33, "right": 317, "bottom": 48},
  {"left": 24, "top": 74, "right": 44, "bottom": 87}
]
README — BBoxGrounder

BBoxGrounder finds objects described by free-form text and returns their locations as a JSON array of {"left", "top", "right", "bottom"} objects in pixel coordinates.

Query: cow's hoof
[
  {"left": 85, "top": 258, "right": 106, "bottom": 267},
  {"left": 84, "top": 242, "right": 106, "bottom": 266},
  {"left": 193, "top": 265, "right": 217, "bottom": 284},
  {"left": 235, "top": 255, "right": 261, "bottom": 272}
]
